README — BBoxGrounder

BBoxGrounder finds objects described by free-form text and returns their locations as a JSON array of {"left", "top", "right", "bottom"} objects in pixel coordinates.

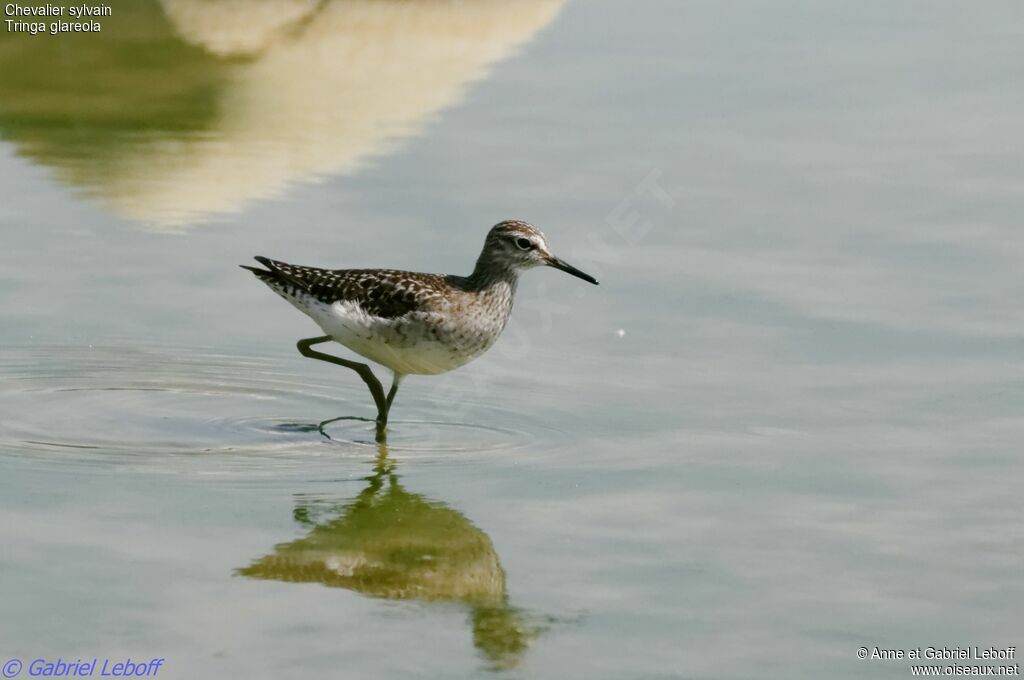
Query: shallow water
[{"left": 1, "top": 1, "right": 1022, "bottom": 678}]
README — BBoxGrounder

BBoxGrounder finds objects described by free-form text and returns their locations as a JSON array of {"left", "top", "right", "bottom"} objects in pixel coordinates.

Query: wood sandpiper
[{"left": 242, "top": 220, "right": 598, "bottom": 442}]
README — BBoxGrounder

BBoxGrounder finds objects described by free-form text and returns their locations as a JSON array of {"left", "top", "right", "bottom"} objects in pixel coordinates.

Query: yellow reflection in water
[
  {"left": 237, "top": 448, "right": 536, "bottom": 669},
  {"left": 0, "top": 0, "right": 564, "bottom": 230}
]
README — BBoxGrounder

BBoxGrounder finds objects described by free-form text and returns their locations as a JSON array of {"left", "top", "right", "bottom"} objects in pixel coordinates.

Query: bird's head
[{"left": 480, "top": 220, "right": 598, "bottom": 284}]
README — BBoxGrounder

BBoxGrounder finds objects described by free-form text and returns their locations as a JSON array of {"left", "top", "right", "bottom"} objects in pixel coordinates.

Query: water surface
[{"left": 1, "top": 1, "right": 1021, "bottom": 678}]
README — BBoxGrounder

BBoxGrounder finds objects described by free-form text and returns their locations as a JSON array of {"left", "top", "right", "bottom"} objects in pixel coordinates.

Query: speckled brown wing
[{"left": 248, "top": 256, "right": 450, "bottom": 319}]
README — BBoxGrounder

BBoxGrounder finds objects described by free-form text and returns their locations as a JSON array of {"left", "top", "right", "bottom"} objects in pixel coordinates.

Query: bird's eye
[{"left": 515, "top": 238, "right": 533, "bottom": 250}]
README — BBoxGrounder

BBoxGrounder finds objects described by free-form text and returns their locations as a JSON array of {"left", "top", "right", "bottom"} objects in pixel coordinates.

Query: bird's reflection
[
  {"left": 0, "top": 0, "right": 565, "bottom": 229},
  {"left": 237, "top": 445, "right": 536, "bottom": 669}
]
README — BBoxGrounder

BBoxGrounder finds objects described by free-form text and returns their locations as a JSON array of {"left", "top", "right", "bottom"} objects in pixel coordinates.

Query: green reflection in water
[
  {"left": 0, "top": 1, "right": 225, "bottom": 166},
  {"left": 0, "top": 0, "right": 565, "bottom": 229},
  {"left": 238, "top": 449, "right": 537, "bottom": 670}
]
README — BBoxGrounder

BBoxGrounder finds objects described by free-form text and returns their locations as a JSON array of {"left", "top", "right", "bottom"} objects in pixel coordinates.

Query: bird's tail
[{"left": 240, "top": 256, "right": 311, "bottom": 292}]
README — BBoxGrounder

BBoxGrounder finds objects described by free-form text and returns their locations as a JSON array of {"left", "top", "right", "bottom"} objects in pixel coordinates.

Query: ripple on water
[{"left": 0, "top": 346, "right": 552, "bottom": 477}]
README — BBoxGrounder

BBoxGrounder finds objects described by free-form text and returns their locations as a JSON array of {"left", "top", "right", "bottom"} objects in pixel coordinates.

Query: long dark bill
[{"left": 546, "top": 255, "right": 599, "bottom": 285}]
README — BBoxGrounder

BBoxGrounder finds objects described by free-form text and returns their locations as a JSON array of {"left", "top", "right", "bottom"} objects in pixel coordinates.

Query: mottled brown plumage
[{"left": 245, "top": 258, "right": 459, "bottom": 319}]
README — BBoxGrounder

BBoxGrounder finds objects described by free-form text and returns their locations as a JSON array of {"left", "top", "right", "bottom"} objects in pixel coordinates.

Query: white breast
[{"left": 299, "top": 299, "right": 489, "bottom": 375}]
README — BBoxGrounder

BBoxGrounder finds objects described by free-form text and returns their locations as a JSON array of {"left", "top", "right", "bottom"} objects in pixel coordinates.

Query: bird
[{"left": 241, "top": 219, "right": 598, "bottom": 441}]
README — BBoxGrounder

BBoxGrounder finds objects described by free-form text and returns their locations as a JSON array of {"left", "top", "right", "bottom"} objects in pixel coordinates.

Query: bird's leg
[
  {"left": 297, "top": 336, "right": 389, "bottom": 442},
  {"left": 385, "top": 372, "right": 404, "bottom": 417}
]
